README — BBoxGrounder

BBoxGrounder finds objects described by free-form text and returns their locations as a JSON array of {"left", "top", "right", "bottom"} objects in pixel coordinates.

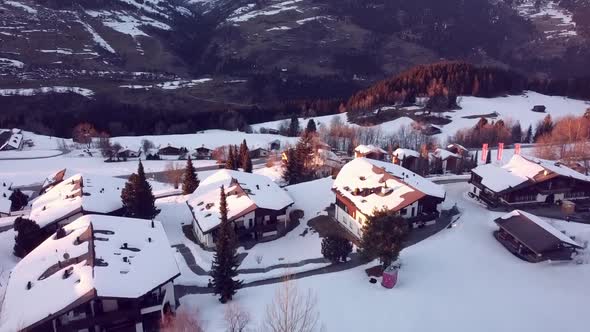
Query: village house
[
  {"left": 0, "top": 215, "right": 180, "bottom": 332},
  {"left": 30, "top": 173, "right": 127, "bottom": 236},
  {"left": 268, "top": 139, "right": 281, "bottom": 151},
  {"left": 313, "top": 148, "right": 343, "bottom": 178},
  {"left": 116, "top": 147, "right": 141, "bottom": 160},
  {"left": 0, "top": 180, "right": 13, "bottom": 217},
  {"left": 392, "top": 148, "right": 420, "bottom": 171},
  {"left": 157, "top": 144, "right": 187, "bottom": 158},
  {"left": 354, "top": 144, "right": 387, "bottom": 161},
  {"left": 493, "top": 210, "right": 582, "bottom": 262},
  {"left": 40, "top": 169, "right": 69, "bottom": 195},
  {"left": 249, "top": 147, "right": 270, "bottom": 159},
  {"left": 0, "top": 128, "right": 23, "bottom": 151},
  {"left": 470, "top": 155, "right": 590, "bottom": 208},
  {"left": 187, "top": 170, "right": 294, "bottom": 249},
  {"left": 193, "top": 145, "right": 213, "bottom": 160},
  {"left": 431, "top": 148, "right": 463, "bottom": 174},
  {"left": 332, "top": 158, "right": 446, "bottom": 238},
  {"left": 446, "top": 143, "right": 468, "bottom": 156}
]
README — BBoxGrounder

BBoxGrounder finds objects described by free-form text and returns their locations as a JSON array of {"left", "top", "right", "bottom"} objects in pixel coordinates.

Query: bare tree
[
  {"left": 262, "top": 275, "right": 322, "bottom": 332},
  {"left": 164, "top": 162, "right": 183, "bottom": 189},
  {"left": 160, "top": 306, "right": 205, "bottom": 332},
  {"left": 72, "top": 123, "right": 98, "bottom": 148},
  {"left": 141, "top": 139, "right": 155, "bottom": 155},
  {"left": 224, "top": 303, "right": 251, "bottom": 332}
]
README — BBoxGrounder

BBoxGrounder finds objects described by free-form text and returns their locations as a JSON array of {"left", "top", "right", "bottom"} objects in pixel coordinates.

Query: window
[{"left": 400, "top": 208, "right": 407, "bottom": 215}]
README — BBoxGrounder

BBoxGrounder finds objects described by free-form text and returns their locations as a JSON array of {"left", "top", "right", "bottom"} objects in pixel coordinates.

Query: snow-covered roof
[
  {"left": 497, "top": 210, "right": 581, "bottom": 249},
  {"left": 0, "top": 215, "right": 180, "bottom": 332},
  {"left": 333, "top": 158, "right": 445, "bottom": 216},
  {"left": 0, "top": 180, "right": 12, "bottom": 214},
  {"left": 188, "top": 170, "right": 294, "bottom": 233},
  {"left": 472, "top": 155, "right": 590, "bottom": 193},
  {"left": 393, "top": 148, "right": 420, "bottom": 159},
  {"left": 0, "top": 130, "right": 22, "bottom": 150},
  {"left": 41, "top": 168, "right": 70, "bottom": 192},
  {"left": 354, "top": 144, "right": 386, "bottom": 155},
  {"left": 31, "top": 173, "right": 127, "bottom": 228},
  {"left": 432, "top": 148, "right": 461, "bottom": 160},
  {"left": 447, "top": 143, "right": 467, "bottom": 151}
]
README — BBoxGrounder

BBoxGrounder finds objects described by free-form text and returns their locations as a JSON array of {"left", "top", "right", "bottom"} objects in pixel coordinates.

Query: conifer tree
[
  {"left": 182, "top": 156, "right": 200, "bottom": 195},
  {"left": 9, "top": 189, "right": 28, "bottom": 211},
  {"left": 288, "top": 115, "right": 300, "bottom": 137},
  {"left": 360, "top": 209, "right": 409, "bottom": 269},
  {"left": 121, "top": 161, "right": 158, "bottom": 219},
  {"left": 225, "top": 146, "right": 235, "bottom": 170},
  {"left": 282, "top": 148, "right": 300, "bottom": 185},
  {"left": 210, "top": 185, "right": 242, "bottom": 303},
  {"left": 13, "top": 217, "right": 45, "bottom": 258},
  {"left": 486, "top": 148, "right": 492, "bottom": 164},
  {"left": 321, "top": 236, "right": 353, "bottom": 264},
  {"left": 525, "top": 125, "right": 533, "bottom": 143},
  {"left": 306, "top": 119, "right": 317, "bottom": 133},
  {"left": 233, "top": 145, "right": 240, "bottom": 170},
  {"left": 239, "top": 140, "right": 253, "bottom": 173}
]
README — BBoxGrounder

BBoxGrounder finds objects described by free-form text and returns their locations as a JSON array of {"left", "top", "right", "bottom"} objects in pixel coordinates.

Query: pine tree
[
  {"left": 121, "top": 161, "right": 158, "bottom": 219},
  {"left": 321, "top": 236, "right": 353, "bottom": 264},
  {"left": 295, "top": 133, "right": 313, "bottom": 180},
  {"left": 9, "top": 189, "right": 28, "bottom": 211},
  {"left": 233, "top": 145, "right": 240, "bottom": 170},
  {"left": 282, "top": 148, "right": 300, "bottom": 185},
  {"left": 360, "top": 209, "right": 409, "bottom": 269},
  {"left": 288, "top": 115, "right": 300, "bottom": 137},
  {"left": 210, "top": 185, "right": 242, "bottom": 303},
  {"left": 239, "top": 140, "right": 253, "bottom": 173},
  {"left": 182, "top": 156, "right": 200, "bottom": 195},
  {"left": 525, "top": 125, "right": 533, "bottom": 143},
  {"left": 306, "top": 119, "right": 317, "bottom": 133},
  {"left": 13, "top": 217, "right": 45, "bottom": 258},
  {"left": 225, "top": 146, "right": 235, "bottom": 170},
  {"left": 511, "top": 121, "right": 522, "bottom": 143},
  {"left": 486, "top": 149, "right": 492, "bottom": 164}
]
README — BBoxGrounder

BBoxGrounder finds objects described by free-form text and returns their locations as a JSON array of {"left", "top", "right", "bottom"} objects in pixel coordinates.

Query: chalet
[
  {"left": 250, "top": 147, "right": 270, "bottom": 159},
  {"left": 269, "top": 139, "right": 281, "bottom": 151},
  {"left": 187, "top": 170, "right": 294, "bottom": 248},
  {"left": 0, "top": 180, "right": 13, "bottom": 217},
  {"left": 470, "top": 155, "right": 590, "bottom": 208},
  {"left": 193, "top": 145, "right": 213, "bottom": 160},
  {"left": 117, "top": 147, "right": 141, "bottom": 159},
  {"left": 0, "top": 215, "right": 180, "bottom": 332},
  {"left": 158, "top": 145, "right": 186, "bottom": 157},
  {"left": 0, "top": 128, "right": 23, "bottom": 151},
  {"left": 30, "top": 173, "right": 127, "bottom": 236},
  {"left": 312, "top": 148, "right": 343, "bottom": 177},
  {"left": 333, "top": 158, "right": 446, "bottom": 238},
  {"left": 431, "top": 148, "right": 463, "bottom": 174},
  {"left": 392, "top": 148, "right": 420, "bottom": 171},
  {"left": 446, "top": 143, "right": 468, "bottom": 156},
  {"left": 354, "top": 144, "right": 387, "bottom": 161},
  {"left": 493, "top": 210, "right": 582, "bottom": 262}
]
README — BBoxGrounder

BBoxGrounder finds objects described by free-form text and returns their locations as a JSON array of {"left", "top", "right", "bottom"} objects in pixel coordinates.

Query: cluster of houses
[
  {"left": 1, "top": 136, "right": 589, "bottom": 330},
  {"left": 353, "top": 143, "right": 469, "bottom": 175},
  {"left": 141, "top": 140, "right": 281, "bottom": 161},
  {"left": 470, "top": 154, "right": 590, "bottom": 262}
]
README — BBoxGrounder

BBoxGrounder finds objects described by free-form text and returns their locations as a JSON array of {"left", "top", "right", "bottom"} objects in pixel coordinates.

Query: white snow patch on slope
[
  {"left": 229, "top": 0, "right": 304, "bottom": 23},
  {"left": 120, "top": 78, "right": 212, "bottom": 90},
  {"left": 0, "top": 58, "right": 24, "bottom": 69},
  {"left": 4, "top": 1, "right": 37, "bottom": 14},
  {"left": 38, "top": 49, "right": 73, "bottom": 55},
  {"left": 516, "top": 0, "right": 577, "bottom": 39},
  {"left": 0, "top": 87, "right": 94, "bottom": 97},
  {"left": 86, "top": 10, "right": 171, "bottom": 37},
  {"left": 296, "top": 16, "right": 331, "bottom": 25},
  {"left": 78, "top": 20, "right": 116, "bottom": 53},
  {"left": 266, "top": 26, "right": 292, "bottom": 31}
]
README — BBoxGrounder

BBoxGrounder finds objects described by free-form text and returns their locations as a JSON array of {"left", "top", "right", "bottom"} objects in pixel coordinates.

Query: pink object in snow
[{"left": 381, "top": 265, "right": 399, "bottom": 289}]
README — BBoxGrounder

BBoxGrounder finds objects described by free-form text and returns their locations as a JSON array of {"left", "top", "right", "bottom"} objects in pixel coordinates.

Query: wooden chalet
[
  {"left": 187, "top": 170, "right": 294, "bottom": 248},
  {"left": 249, "top": 147, "right": 270, "bottom": 159},
  {"left": 158, "top": 145, "right": 186, "bottom": 156},
  {"left": 193, "top": 145, "right": 213, "bottom": 160},
  {"left": 431, "top": 148, "right": 463, "bottom": 174},
  {"left": 0, "top": 129, "right": 23, "bottom": 151},
  {"left": 493, "top": 210, "right": 582, "bottom": 262},
  {"left": 354, "top": 144, "right": 387, "bottom": 161},
  {"left": 392, "top": 148, "right": 420, "bottom": 171},
  {"left": 470, "top": 155, "right": 590, "bottom": 208},
  {"left": 332, "top": 158, "right": 446, "bottom": 238},
  {"left": 0, "top": 215, "right": 180, "bottom": 332}
]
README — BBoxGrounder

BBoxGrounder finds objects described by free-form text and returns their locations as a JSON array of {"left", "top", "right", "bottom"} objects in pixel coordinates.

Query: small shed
[{"left": 532, "top": 105, "right": 546, "bottom": 113}]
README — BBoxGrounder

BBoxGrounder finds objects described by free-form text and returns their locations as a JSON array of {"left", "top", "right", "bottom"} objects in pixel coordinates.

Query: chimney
[
  {"left": 123, "top": 257, "right": 128, "bottom": 263},
  {"left": 123, "top": 243, "right": 128, "bottom": 249},
  {"left": 151, "top": 220, "right": 154, "bottom": 228},
  {"left": 148, "top": 237, "right": 152, "bottom": 243},
  {"left": 26, "top": 281, "right": 32, "bottom": 290}
]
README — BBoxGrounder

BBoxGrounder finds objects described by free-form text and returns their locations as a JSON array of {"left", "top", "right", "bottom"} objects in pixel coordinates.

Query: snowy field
[
  {"left": 0, "top": 129, "right": 297, "bottom": 186},
  {"left": 252, "top": 92, "right": 590, "bottom": 139},
  {"left": 179, "top": 182, "right": 590, "bottom": 332}
]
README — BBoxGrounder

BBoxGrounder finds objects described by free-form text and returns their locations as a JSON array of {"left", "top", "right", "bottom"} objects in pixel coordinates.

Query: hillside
[{"left": 1, "top": 0, "right": 590, "bottom": 137}]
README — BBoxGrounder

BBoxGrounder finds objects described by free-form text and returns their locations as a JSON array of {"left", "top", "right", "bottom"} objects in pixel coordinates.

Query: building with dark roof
[{"left": 493, "top": 210, "right": 582, "bottom": 262}]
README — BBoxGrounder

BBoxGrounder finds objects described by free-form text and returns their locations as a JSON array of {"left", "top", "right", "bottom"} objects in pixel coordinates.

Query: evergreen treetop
[{"left": 182, "top": 156, "right": 200, "bottom": 195}]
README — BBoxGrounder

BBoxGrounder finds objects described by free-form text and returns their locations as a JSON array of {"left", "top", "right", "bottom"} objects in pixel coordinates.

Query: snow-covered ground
[
  {"left": 179, "top": 182, "right": 590, "bottom": 332},
  {"left": 252, "top": 92, "right": 589, "bottom": 139},
  {"left": 516, "top": 0, "right": 577, "bottom": 39},
  {"left": 0, "top": 86, "right": 94, "bottom": 98}
]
